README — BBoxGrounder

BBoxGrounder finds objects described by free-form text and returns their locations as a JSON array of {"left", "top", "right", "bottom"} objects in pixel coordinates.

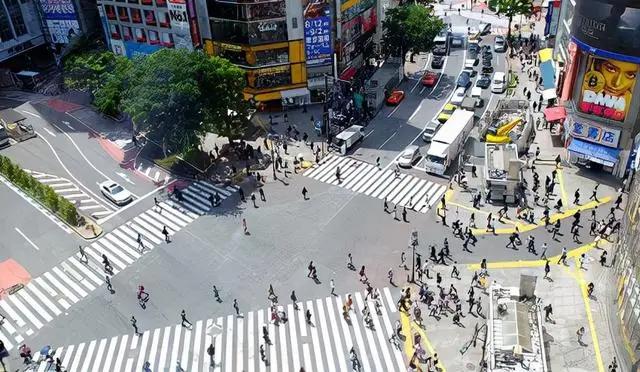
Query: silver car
[
  {"left": 99, "top": 181, "right": 133, "bottom": 206},
  {"left": 397, "top": 145, "right": 421, "bottom": 168}
]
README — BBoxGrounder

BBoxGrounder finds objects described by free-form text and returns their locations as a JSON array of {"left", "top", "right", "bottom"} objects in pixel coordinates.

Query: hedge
[{"left": 0, "top": 155, "right": 80, "bottom": 226}]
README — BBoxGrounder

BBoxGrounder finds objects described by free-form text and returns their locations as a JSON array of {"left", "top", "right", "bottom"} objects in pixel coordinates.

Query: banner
[
  {"left": 303, "top": 0, "right": 332, "bottom": 66},
  {"left": 124, "top": 41, "right": 161, "bottom": 59},
  {"left": 39, "top": 0, "right": 80, "bottom": 44},
  {"left": 578, "top": 55, "right": 638, "bottom": 122},
  {"left": 168, "top": 0, "right": 193, "bottom": 50}
]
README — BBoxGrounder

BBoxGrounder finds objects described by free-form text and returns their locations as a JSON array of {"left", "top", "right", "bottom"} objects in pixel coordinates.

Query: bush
[{"left": 0, "top": 155, "right": 81, "bottom": 226}]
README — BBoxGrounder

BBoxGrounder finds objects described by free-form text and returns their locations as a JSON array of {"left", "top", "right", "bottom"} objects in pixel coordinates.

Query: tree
[
  {"left": 382, "top": 4, "right": 444, "bottom": 62},
  {"left": 121, "top": 49, "right": 248, "bottom": 156},
  {"left": 489, "top": 0, "right": 533, "bottom": 41}
]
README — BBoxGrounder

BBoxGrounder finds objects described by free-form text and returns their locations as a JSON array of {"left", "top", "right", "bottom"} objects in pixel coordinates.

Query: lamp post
[
  {"left": 269, "top": 138, "right": 277, "bottom": 180},
  {"left": 410, "top": 229, "right": 418, "bottom": 283}
]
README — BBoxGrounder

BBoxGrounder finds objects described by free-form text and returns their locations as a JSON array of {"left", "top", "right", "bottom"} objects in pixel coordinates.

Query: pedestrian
[
  {"left": 181, "top": 310, "right": 192, "bottom": 328},
  {"left": 558, "top": 247, "right": 568, "bottom": 265},
  {"left": 102, "top": 254, "right": 113, "bottom": 273},
  {"left": 533, "top": 101, "right": 538, "bottom": 111},
  {"left": 259, "top": 188, "right": 266, "bottom": 202},
  {"left": 527, "top": 90, "right": 532, "bottom": 100},
  {"left": 291, "top": 290, "right": 299, "bottom": 310},
  {"left": 78, "top": 245, "right": 88, "bottom": 263},
  {"left": 615, "top": 194, "right": 623, "bottom": 209},
  {"left": 302, "top": 187, "right": 308, "bottom": 200},
  {"left": 162, "top": 225, "right": 170, "bottom": 243},
  {"left": 540, "top": 242, "right": 548, "bottom": 259},
  {"left": 388, "top": 268, "right": 394, "bottom": 285},
  {"left": 305, "top": 309, "right": 312, "bottom": 324},
  {"left": 137, "top": 233, "right": 145, "bottom": 252},
  {"left": 400, "top": 252, "right": 407, "bottom": 270},
  {"left": 105, "top": 275, "right": 113, "bottom": 293},
  {"left": 577, "top": 326, "right": 586, "bottom": 345},
  {"left": 587, "top": 282, "right": 595, "bottom": 297},
  {"left": 330, "top": 279, "right": 336, "bottom": 296},
  {"left": 590, "top": 184, "right": 600, "bottom": 202},
  {"left": 213, "top": 285, "right": 221, "bottom": 302},
  {"left": 543, "top": 303, "right": 553, "bottom": 322},
  {"left": 451, "top": 265, "right": 460, "bottom": 279},
  {"left": 376, "top": 156, "right": 381, "bottom": 169},
  {"left": 131, "top": 316, "right": 141, "bottom": 336},
  {"left": 233, "top": 299, "right": 240, "bottom": 316},
  {"left": 207, "top": 343, "right": 215, "bottom": 367},
  {"left": 402, "top": 207, "right": 408, "bottom": 222},
  {"left": 259, "top": 344, "right": 267, "bottom": 363},
  {"left": 238, "top": 187, "right": 245, "bottom": 202},
  {"left": 543, "top": 260, "right": 550, "bottom": 279},
  {"left": 600, "top": 251, "right": 608, "bottom": 266},
  {"left": 307, "top": 261, "right": 315, "bottom": 277},
  {"left": 251, "top": 192, "right": 257, "bottom": 208},
  {"left": 242, "top": 218, "right": 248, "bottom": 234},
  {"left": 336, "top": 166, "right": 341, "bottom": 183}
]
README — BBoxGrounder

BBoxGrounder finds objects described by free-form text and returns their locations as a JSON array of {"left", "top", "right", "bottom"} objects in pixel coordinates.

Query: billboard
[
  {"left": 572, "top": 0, "right": 640, "bottom": 60},
  {"left": 39, "top": 0, "right": 80, "bottom": 44},
  {"left": 168, "top": 0, "right": 193, "bottom": 50},
  {"left": 362, "top": 7, "right": 376, "bottom": 33},
  {"left": 569, "top": 120, "right": 621, "bottom": 148},
  {"left": 303, "top": 0, "right": 332, "bottom": 66},
  {"left": 124, "top": 41, "right": 161, "bottom": 59},
  {"left": 578, "top": 55, "right": 638, "bottom": 122}
]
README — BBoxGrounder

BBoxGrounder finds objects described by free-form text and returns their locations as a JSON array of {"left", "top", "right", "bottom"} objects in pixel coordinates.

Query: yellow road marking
[
  {"left": 557, "top": 168, "right": 569, "bottom": 209},
  {"left": 411, "top": 322, "right": 447, "bottom": 372},
  {"left": 399, "top": 308, "right": 415, "bottom": 360},
  {"left": 573, "top": 256, "right": 605, "bottom": 371},
  {"left": 466, "top": 242, "right": 597, "bottom": 270}
]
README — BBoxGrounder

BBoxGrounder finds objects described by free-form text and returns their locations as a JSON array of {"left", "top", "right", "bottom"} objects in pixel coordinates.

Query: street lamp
[
  {"left": 409, "top": 229, "right": 419, "bottom": 283},
  {"left": 269, "top": 138, "right": 277, "bottom": 180}
]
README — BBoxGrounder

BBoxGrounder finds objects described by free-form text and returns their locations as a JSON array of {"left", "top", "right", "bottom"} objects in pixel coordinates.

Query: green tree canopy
[
  {"left": 489, "top": 0, "right": 533, "bottom": 40},
  {"left": 121, "top": 49, "right": 249, "bottom": 156},
  {"left": 382, "top": 4, "right": 445, "bottom": 62}
]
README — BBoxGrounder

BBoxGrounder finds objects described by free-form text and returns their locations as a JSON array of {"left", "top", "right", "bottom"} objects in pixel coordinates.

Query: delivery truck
[
  {"left": 332, "top": 125, "right": 365, "bottom": 155},
  {"left": 424, "top": 109, "right": 474, "bottom": 175}
]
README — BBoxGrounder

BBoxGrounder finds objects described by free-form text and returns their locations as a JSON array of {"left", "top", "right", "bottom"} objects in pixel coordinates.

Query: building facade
[
  {"left": 555, "top": 0, "right": 640, "bottom": 178},
  {"left": 96, "top": 0, "right": 200, "bottom": 58},
  {"left": 0, "top": 0, "right": 46, "bottom": 62}
]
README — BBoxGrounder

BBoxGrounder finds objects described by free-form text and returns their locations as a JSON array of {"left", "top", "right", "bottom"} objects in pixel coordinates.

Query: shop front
[{"left": 565, "top": 116, "right": 623, "bottom": 174}]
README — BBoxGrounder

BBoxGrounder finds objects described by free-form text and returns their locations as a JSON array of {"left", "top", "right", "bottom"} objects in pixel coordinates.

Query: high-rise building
[
  {"left": 0, "top": 0, "right": 46, "bottom": 63},
  {"left": 554, "top": 0, "right": 640, "bottom": 178},
  {"left": 96, "top": 0, "right": 201, "bottom": 58}
]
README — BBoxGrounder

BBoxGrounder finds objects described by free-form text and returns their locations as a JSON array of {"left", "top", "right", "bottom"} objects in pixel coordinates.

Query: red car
[
  {"left": 386, "top": 89, "right": 405, "bottom": 105},
  {"left": 421, "top": 71, "right": 439, "bottom": 87}
]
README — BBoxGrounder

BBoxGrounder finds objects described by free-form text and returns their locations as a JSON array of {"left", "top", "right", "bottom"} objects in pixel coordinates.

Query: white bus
[{"left": 424, "top": 110, "right": 475, "bottom": 175}]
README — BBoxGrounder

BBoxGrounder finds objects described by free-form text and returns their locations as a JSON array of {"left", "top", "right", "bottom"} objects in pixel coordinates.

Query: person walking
[
  {"left": 238, "top": 187, "right": 246, "bottom": 202},
  {"left": 162, "top": 226, "right": 170, "bottom": 243},
  {"left": 131, "top": 316, "right": 141, "bottom": 336},
  {"left": 399, "top": 252, "right": 407, "bottom": 270},
  {"left": 259, "top": 344, "right": 267, "bottom": 363},
  {"left": 259, "top": 188, "right": 266, "bottom": 202},
  {"left": 251, "top": 193, "right": 257, "bottom": 208},
  {"left": 451, "top": 265, "right": 460, "bottom": 279},
  {"left": 154, "top": 196, "right": 162, "bottom": 213},
  {"left": 242, "top": 218, "right": 248, "bottom": 234},
  {"left": 615, "top": 194, "right": 623, "bottom": 209},
  {"left": 102, "top": 254, "right": 113, "bottom": 273},
  {"left": 590, "top": 184, "right": 600, "bottom": 202},
  {"left": 600, "top": 251, "right": 608, "bottom": 267},
  {"left": 402, "top": 207, "right": 408, "bottom": 222},
  {"left": 302, "top": 187, "right": 308, "bottom": 200},
  {"left": 336, "top": 166, "right": 341, "bottom": 183},
  {"left": 212, "top": 285, "right": 221, "bottom": 302},
  {"left": 78, "top": 245, "right": 88, "bottom": 263},
  {"left": 543, "top": 260, "right": 551, "bottom": 279},
  {"left": 388, "top": 268, "right": 394, "bottom": 285},
  {"left": 574, "top": 189, "right": 581, "bottom": 205},
  {"left": 577, "top": 326, "right": 586, "bottom": 345},
  {"left": 136, "top": 233, "right": 145, "bottom": 252},
  {"left": 207, "top": 343, "right": 215, "bottom": 367},
  {"left": 305, "top": 309, "right": 312, "bottom": 324},
  {"left": 105, "top": 275, "right": 113, "bottom": 293},
  {"left": 181, "top": 310, "right": 192, "bottom": 328},
  {"left": 543, "top": 303, "right": 553, "bottom": 322},
  {"left": 330, "top": 279, "right": 336, "bottom": 296},
  {"left": 291, "top": 290, "right": 299, "bottom": 310},
  {"left": 558, "top": 247, "right": 568, "bottom": 265},
  {"left": 579, "top": 253, "right": 587, "bottom": 270},
  {"left": 233, "top": 299, "right": 240, "bottom": 316}
]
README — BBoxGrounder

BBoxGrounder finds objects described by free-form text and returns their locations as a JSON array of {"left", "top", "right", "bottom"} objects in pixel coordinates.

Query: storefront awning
[
  {"left": 339, "top": 67, "right": 357, "bottom": 81},
  {"left": 280, "top": 87, "right": 309, "bottom": 99},
  {"left": 543, "top": 106, "right": 566, "bottom": 122},
  {"left": 568, "top": 138, "right": 621, "bottom": 167}
]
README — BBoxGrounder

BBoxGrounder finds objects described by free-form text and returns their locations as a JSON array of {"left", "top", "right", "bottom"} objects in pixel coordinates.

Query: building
[
  {"left": 553, "top": 0, "right": 640, "bottom": 178},
  {"left": 0, "top": 0, "right": 47, "bottom": 63},
  {"left": 96, "top": 0, "right": 200, "bottom": 58}
]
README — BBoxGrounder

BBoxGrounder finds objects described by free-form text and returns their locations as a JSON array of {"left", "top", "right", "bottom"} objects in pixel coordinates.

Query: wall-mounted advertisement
[
  {"left": 361, "top": 7, "right": 376, "bottom": 33},
  {"left": 124, "top": 41, "right": 161, "bottom": 58},
  {"left": 303, "top": 0, "right": 332, "bottom": 66},
  {"left": 110, "top": 39, "right": 126, "bottom": 56},
  {"left": 569, "top": 120, "right": 621, "bottom": 148},
  {"left": 168, "top": 0, "right": 193, "bottom": 50},
  {"left": 578, "top": 55, "right": 638, "bottom": 122},
  {"left": 186, "top": 0, "right": 200, "bottom": 48},
  {"left": 39, "top": 0, "right": 80, "bottom": 44}
]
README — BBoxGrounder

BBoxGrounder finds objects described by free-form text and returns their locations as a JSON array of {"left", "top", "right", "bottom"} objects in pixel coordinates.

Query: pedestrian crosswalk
[
  {"left": 24, "top": 169, "right": 115, "bottom": 219},
  {"left": 0, "top": 180, "right": 238, "bottom": 351},
  {"left": 25, "top": 288, "right": 408, "bottom": 372},
  {"left": 304, "top": 155, "right": 447, "bottom": 213},
  {"left": 169, "top": 180, "right": 239, "bottom": 215}
]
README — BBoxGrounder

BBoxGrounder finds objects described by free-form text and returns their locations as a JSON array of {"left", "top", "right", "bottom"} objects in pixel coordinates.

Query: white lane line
[
  {"left": 363, "top": 129, "right": 376, "bottom": 139},
  {"left": 408, "top": 101, "right": 424, "bottom": 121},
  {"left": 410, "top": 54, "right": 433, "bottom": 93},
  {"left": 225, "top": 315, "right": 234, "bottom": 372},
  {"left": 386, "top": 104, "right": 402, "bottom": 118},
  {"left": 378, "top": 132, "right": 397, "bottom": 150},
  {"left": 316, "top": 298, "right": 335, "bottom": 370},
  {"left": 169, "top": 325, "right": 182, "bottom": 370},
  {"left": 236, "top": 316, "right": 244, "bottom": 372},
  {"left": 19, "top": 110, "right": 41, "bottom": 118},
  {"left": 247, "top": 311, "right": 255, "bottom": 372},
  {"left": 81, "top": 339, "right": 96, "bottom": 372},
  {"left": 147, "top": 328, "right": 161, "bottom": 370},
  {"left": 158, "top": 326, "right": 171, "bottom": 370},
  {"left": 277, "top": 305, "right": 289, "bottom": 372},
  {"left": 192, "top": 320, "right": 203, "bottom": 372},
  {"left": 181, "top": 327, "right": 191, "bottom": 369},
  {"left": 42, "top": 127, "right": 57, "bottom": 137},
  {"left": 92, "top": 338, "right": 107, "bottom": 371},
  {"left": 98, "top": 179, "right": 176, "bottom": 224},
  {"left": 14, "top": 227, "right": 40, "bottom": 250},
  {"left": 102, "top": 336, "right": 118, "bottom": 372},
  {"left": 288, "top": 303, "right": 300, "bottom": 371},
  {"left": 213, "top": 318, "right": 223, "bottom": 372},
  {"left": 306, "top": 300, "right": 325, "bottom": 372},
  {"left": 136, "top": 330, "right": 151, "bottom": 372}
]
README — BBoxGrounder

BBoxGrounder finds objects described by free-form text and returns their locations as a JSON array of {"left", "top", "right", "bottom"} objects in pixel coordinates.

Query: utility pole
[{"left": 409, "top": 229, "right": 418, "bottom": 283}]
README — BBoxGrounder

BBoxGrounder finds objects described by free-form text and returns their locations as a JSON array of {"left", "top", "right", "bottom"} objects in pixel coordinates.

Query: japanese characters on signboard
[
  {"left": 303, "top": 0, "right": 332, "bottom": 66},
  {"left": 168, "top": 0, "right": 194, "bottom": 50},
  {"left": 570, "top": 121, "right": 621, "bottom": 148},
  {"left": 578, "top": 55, "right": 638, "bottom": 122},
  {"left": 39, "top": 0, "right": 80, "bottom": 44}
]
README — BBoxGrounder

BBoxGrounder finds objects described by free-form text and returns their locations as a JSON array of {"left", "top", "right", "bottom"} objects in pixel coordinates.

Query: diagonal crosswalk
[
  {"left": 304, "top": 155, "right": 447, "bottom": 213},
  {"left": 0, "top": 181, "right": 238, "bottom": 351},
  {"left": 26, "top": 288, "right": 407, "bottom": 372}
]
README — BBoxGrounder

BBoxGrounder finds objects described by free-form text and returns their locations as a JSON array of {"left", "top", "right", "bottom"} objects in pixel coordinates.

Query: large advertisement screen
[
  {"left": 39, "top": 0, "right": 80, "bottom": 44},
  {"left": 572, "top": 0, "right": 640, "bottom": 59},
  {"left": 578, "top": 55, "right": 638, "bottom": 122},
  {"left": 303, "top": 0, "right": 332, "bottom": 66},
  {"left": 168, "top": 0, "right": 194, "bottom": 50}
]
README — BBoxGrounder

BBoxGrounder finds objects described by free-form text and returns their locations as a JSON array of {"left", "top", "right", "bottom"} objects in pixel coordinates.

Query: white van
[
  {"left": 491, "top": 72, "right": 506, "bottom": 93},
  {"left": 422, "top": 120, "right": 442, "bottom": 142}
]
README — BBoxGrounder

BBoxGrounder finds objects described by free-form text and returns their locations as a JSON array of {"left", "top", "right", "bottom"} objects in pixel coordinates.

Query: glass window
[
  {"left": 208, "top": 1, "right": 247, "bottom": 21},
  {"left": 218, "top": 49, "right": 249, "bottom": 65},
  {"left": 247, "top": 2, "right": 285, "bottom": 20},
  {"left": 211, "top": 19, "right": 249, "bottom": 44},
  {"left": 248, "top": 66, "right": 291, "bottom": 89},
  {"left": 0, "top": 5, "right": 13, "bottom": 41},
  {"left": 117, "top": 6, "right": 129, "bottom": 21},
  {"left": 131, "top": 8, "right": 142, "bottom": 23},
  {"left": 159, "top": 11, "right": 170, "bottom": 27},
  {"left": 144, "top": 9, "right": 156, "bottom": 25},
  {"left": 248, "top": 20, "right": 287, "bottom": 44},
  {"left": 105, "top": 5, "right": 116, "bottom": 19},
  {"left": 254, "top": 47, "right": 288, "bottom": 66},
  {"left": 128, "top": 0, "right": 138, "bottom": 4},
  {"left": 5, "top": 0, "right": 26, "bottom": 36}
]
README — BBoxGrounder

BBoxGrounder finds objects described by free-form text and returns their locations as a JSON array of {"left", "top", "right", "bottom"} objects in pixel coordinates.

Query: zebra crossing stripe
[
  {"left": 82, "top": 340, "right": 97, "bottom": 372},
  {"left": 92, "top": 338, "right": 107, "bottom": 371}
]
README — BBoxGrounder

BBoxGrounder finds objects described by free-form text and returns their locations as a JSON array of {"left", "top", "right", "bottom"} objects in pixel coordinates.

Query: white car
[
  {"left": 494, "top": 36, "right": 506, "bottom": 52},
  {"left": 397, "top": 145, "right": 421, "bottom": 168},
  {"left": 99, "top": 181, "right": 133, "bottom": 206},
  {"left": 451, "top": 87, "right": 467, "bottom": 105}
]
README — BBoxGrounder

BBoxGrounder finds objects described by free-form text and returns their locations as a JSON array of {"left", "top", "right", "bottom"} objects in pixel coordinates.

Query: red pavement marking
[
  {"left": 45, "top": 99, "right": 81, "bottom": 113},
  {"left": 0, "top": 259, "right": 31, "bottom": 300},
  {"left": 98, "top": 137, "right": 125, "bottom": 164}
]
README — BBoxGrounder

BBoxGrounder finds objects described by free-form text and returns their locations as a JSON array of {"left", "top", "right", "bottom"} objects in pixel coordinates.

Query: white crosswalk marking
[
  {"left": 304, "top": 154, "right": 446, "bottom": 213},
  {"left": 50, "top": 288, "right": 408, "bottom": 371},
  {"left": 0, "top": 180, "right": 238, "bottom": 350}
]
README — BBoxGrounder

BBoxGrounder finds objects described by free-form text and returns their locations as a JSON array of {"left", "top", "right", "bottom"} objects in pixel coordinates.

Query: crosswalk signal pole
[{"left": 410, "top": 229, "right": 418, "bottom": 283}]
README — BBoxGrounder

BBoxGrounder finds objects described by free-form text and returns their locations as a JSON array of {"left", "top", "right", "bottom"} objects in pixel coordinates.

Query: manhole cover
[{"left": 466, "top": 362, "right": 477, "bottom": 370}]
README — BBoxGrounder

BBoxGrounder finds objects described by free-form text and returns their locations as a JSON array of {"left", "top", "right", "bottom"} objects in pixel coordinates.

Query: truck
[
  {"left": 332, "top": 125, "right": 365, "bottom": 155},
  {"left": 424, "top": 109, "right": 475, "bottom": 175},
  {"left": 433, "top": 29, "right": 450, "bottom": 55}
]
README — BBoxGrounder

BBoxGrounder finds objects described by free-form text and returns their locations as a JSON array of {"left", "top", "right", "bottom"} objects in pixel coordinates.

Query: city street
[{"left": 0, "top": 1, "right": 632, "bottom": 372}]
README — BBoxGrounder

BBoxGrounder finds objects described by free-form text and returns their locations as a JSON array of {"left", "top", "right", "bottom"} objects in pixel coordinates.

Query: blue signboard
[
  {"left": 124, "top": 41, "right": 162, "bottom": 59},
  {"left": 304, "top": 16, "right": 332, "bottom": 66},
  {"left": 39, "top": 0, "right": 80, "bottom": 43}
]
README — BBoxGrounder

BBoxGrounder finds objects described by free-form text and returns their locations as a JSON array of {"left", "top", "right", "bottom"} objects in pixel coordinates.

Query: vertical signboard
[
  {"left": 303, "top": 0, "right": 332, "bottom": 66},
  {"left": 186, "top": 0, "right": 200, "bottom": 48},
  {"left": 39, "top": 0, "right": 81, "bottom": 44},
  {"left": 168, "top": 0, "right": 193, "bottom": 50}
]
